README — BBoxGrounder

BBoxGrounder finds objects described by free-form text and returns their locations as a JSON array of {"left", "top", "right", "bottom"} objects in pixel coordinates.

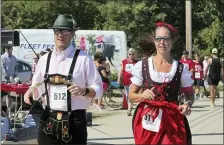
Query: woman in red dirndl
[{"left": 129, "top": 22, "right": 194, "bottom": 145}]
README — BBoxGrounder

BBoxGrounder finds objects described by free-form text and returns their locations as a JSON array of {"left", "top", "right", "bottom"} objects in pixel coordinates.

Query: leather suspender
[
  {"left": 44, "top": 51, "right": 52, "bottom": 108},
  {"left": 67, "top": 49, "right": 80, "bottom": 112},
  {"left": 67, "top": 49, "right": 80, "bottom": 81},
  {"left": 44, "top": 49, "right": 80, "bottom": 112}
]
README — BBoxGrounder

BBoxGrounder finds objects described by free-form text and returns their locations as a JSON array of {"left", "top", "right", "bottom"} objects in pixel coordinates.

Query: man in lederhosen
[{"left": 24, "top": 14, "right": 103, "bottom": 144}]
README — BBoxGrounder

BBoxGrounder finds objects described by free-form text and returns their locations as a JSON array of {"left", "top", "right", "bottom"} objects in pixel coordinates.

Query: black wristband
[{"left": 82, "top": 88, "right": 90, "bottom": 96}]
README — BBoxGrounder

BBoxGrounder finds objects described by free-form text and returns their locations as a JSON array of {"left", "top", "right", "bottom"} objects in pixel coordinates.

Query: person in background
[
  {"left": 180, "top": 50, "right": 194, "bottom": 73},
  {"left": 95, "top": 55, "right": 109, "bottom": 109},
  {"left": 1, "top": 46, "right": 18, "bottom": 82},
  {"left": 205, "top": 48, "right": 223, "bottom": 107},
  {"left": 201, "top": 55, "right": 209, "bottom": 98},
  {"left": 32, "top": 56, "right": 39, "bottom": 74},
  {"left": 94, "top": 51, "right": 111, "bottom": 75},
  {"left": 94, "top": 52, "right": 102, "bottom": 65},
  {"left": 193, "top": 53, "right": 204, "bottom": 100},
  {"left": 203, "top": 56, "right": 209, "bottom": 76},
  {"left": 93, "top": 52, "right": 113, "bottom": 105},
  {"left": 117, "top": 48, "right": 138, "bottom": 116},
  {"left": 1, "top": 46, "right": 18, "bottom": 116},
  {"left": 179, "top": 50, "right": 195, "bottom": 104},
  {"left": 221, "top": 56, "right": 224, "bottom": 83}
]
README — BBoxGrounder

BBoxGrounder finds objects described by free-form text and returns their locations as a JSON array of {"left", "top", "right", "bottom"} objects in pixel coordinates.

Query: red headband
[{"left": 155, "top": 22, "right": 178, "bottom": 33}]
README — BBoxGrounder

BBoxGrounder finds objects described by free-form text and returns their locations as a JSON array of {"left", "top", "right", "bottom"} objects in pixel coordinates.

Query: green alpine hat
[{"left": 52, "top": 14, "right": 76, "bottom": 30}]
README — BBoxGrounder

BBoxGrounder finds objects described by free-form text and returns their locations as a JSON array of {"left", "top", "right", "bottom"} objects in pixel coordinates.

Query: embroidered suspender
[{"left": 142, "top": 57, "right": 150, "bottom": 90}]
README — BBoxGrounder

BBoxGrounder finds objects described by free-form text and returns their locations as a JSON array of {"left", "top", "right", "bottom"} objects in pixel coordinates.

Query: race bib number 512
[
  {"left": 54, "top": 92, "right": 66, "bottom": 100},
  {"left": 51, "top": 85, "right": 67, "bottom": 101}
]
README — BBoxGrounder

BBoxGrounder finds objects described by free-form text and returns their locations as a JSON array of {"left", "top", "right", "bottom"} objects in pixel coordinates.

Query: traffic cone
[{"left": 122, "top": 93, "right": 128, "bottom": 109}]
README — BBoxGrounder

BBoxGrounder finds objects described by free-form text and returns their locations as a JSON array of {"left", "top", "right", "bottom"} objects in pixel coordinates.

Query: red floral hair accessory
[{"left": 155, "top": 22, "right": 178, "bottom": 33}]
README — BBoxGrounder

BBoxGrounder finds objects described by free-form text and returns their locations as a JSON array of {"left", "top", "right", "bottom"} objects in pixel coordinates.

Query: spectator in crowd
[
  {"left": 180, "top": 50, "right": 194, "bottom": 73},
  {"left": 117, "top": 48, "right": 138, "bottom": 116},
  {"left": 1, "top": 46, "right": 18, "bottom": 116},
  {"left": 193, "top": 53, "right": 204, "bottom": 100},
  {"left": 1, "top": 46, "right": 18, "bottom": 82},
  {"left": 94, "top": 55, "right": 110, "bottom": 109},
  {"left": 203, "top": 56, "right": 209, "bottom": 76},
  {"left": 32, "top": 56, "right": 39, "bottom": 74},
  {"left": 205, "top": 48, "right": 223, "bottom": 107}
]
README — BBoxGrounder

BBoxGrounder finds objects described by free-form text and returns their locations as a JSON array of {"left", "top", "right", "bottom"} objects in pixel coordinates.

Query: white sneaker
[
  {"left": 195, "top": 94, "right": 199, "bottom": 100},
  {"left": 210, "top": 103, "right": 215, "bottom": 108}
]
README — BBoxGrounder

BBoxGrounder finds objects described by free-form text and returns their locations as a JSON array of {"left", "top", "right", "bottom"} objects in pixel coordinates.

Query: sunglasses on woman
[{"left": 154, "top": 37, "right": 171, "bottom": 42}]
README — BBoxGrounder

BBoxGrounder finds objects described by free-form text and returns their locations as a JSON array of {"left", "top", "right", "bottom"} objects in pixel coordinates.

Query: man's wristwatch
[{"left": 82, "top": 87, "right": 90, "bottom": 96}]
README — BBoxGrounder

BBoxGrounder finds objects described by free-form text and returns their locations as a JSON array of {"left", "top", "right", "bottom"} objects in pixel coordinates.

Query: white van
[{"left": 13, "top": 29, "right": 128, "bottom": 71}]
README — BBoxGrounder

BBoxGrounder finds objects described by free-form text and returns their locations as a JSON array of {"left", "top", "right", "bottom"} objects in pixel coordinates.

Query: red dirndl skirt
[{"left": 132, "top": 100, "right": 191, "bottom": 145}]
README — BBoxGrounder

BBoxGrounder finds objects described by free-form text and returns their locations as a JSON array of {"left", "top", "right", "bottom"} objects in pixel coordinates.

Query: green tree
[
  {"left": 1, "top": 0, "right": 223, "bottom": 58},
  {"left": 2, "top": 1, "right": 50, "bottom": 29},
  {"left": 192, "top": 0, "right": 224, "bottom": 56}
]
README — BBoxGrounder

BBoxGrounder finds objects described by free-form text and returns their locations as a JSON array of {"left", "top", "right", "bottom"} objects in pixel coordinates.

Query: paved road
[
  {"left": 2, "top": 92, "right": 223, "bottom": 144},
  {"left": 87, "top": 92, "right": 224, "bottom": 144}
]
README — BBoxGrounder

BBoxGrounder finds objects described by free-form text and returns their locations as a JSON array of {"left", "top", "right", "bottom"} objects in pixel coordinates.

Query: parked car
[{"left": 17, "top": 59, "right": 32, "bottom": 83}]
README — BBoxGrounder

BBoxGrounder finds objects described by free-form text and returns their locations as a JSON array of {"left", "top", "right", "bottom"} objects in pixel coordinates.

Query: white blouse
[{"left": 130, "top": 57, "right": 193, "bottom": 88}]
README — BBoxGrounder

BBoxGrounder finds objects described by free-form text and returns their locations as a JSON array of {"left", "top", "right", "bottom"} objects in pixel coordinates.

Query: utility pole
[{"left": 185, "top": 0, "right": 192, "bottom": 59}]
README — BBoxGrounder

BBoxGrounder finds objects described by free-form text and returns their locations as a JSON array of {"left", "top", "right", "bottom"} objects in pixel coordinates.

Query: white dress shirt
[{"left": 31, "top": 44, "right": 103, "bottom": 111}]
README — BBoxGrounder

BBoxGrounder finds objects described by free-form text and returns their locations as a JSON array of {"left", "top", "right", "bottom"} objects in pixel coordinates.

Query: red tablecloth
[{"left": 1, "top": 83, "right": 30, "bottom": 94}]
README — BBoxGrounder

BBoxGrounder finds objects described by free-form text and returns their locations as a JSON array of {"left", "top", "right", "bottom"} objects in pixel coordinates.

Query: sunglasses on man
[{"left": 53, "top": 29, "right": 72, "bottom": 35}]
